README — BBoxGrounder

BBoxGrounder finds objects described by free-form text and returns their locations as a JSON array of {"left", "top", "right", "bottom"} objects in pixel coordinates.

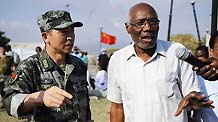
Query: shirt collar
[
  {"left": 39, "top": 49, "right": 74, "bottom": 71},
  {"left": 39, "top": 49, "right": 55, "bottom": 71},
  {"left": 126, "top": 40, "right": 167, "bottom": 61}
]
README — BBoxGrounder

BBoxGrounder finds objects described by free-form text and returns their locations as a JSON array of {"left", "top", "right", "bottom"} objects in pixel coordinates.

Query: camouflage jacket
[{"left": 3, "top": 50, "right": 91, "bottom": 122}]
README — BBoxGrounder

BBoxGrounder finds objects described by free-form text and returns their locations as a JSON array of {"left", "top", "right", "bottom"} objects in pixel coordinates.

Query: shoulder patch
[
  {"left": 11, "top": 73, "right": 17, "bottom": 79},
  {"left": 9, "top": 71, "right": 20, "bottom": 84}
]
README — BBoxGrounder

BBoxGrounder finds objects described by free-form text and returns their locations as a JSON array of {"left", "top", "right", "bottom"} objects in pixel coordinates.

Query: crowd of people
[{"left": 0, "top": 2, "right": 218, "bottom": 122}]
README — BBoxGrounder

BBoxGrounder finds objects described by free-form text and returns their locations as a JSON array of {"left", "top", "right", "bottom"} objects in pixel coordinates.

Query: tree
[
  {"left": 0, "top": 31, "right": 10, "bottom": 45},
  {"left": 170, "top": 34, "right": 199, "bottom": 53}
]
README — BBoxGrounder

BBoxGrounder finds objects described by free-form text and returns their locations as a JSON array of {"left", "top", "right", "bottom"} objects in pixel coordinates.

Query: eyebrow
[{"left": 131, "top": 17, "right": 158, "bottom": 22}]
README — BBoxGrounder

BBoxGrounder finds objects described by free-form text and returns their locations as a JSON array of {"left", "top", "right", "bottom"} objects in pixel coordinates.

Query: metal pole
[
  {"left": 205, "top": 29, "right": 210, "bottom": 47},
  {"left": 211, "top": 0, "right": 218, "bottom": 35},
  {"left": 191, "top": 1, "right": 201, "bottom": 46},
  {"left": 167, "top": 0, "right": 174, "bottom": 41},
  {"left": 99, "top": 26, "right": 103, "bottom": 51}
]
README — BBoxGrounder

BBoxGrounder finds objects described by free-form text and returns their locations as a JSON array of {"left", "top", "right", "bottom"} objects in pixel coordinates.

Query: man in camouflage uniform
[
  {"left": 3, "top": 10, "right": 92, "bottom": 122},
  {"left": 0, "top": 42, "right": 14, "bottom": 108}
]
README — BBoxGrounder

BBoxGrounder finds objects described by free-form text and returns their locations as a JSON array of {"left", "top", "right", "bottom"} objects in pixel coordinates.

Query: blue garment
[{"left": 195, "top": 76, "right": 218, "bottom": 122}]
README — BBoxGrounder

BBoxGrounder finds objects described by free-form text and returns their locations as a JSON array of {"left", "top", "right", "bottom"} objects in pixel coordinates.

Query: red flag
[{"left": 101, "top": 32, "right": 116, "bottom": 45}]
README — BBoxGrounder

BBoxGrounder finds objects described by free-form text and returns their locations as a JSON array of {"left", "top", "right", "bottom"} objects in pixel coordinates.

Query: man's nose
[
  {"left": 67, "top": 36, "right": 72, "bottom": 40},
  {"left": 66, "top": 32, "right": 74, "bottom": 39},
  {"left": 142, "top": 22, "right": 152, "bottom": 31}
]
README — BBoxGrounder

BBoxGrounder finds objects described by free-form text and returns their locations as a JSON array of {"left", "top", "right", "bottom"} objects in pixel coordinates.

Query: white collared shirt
[{"left": 107, "top": 40, "right": 200, "bottom": 122}]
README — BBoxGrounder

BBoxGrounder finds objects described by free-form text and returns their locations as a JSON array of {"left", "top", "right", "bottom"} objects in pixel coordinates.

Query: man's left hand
[{"left": 174, "top": 91, "right": 214, "bottom": 116}]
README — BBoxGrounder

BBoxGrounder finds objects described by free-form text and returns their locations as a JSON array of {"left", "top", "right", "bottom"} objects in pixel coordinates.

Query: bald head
[
  {"left": 127, "top": 3, "right": 158, "bottom": 22},
  {"left": 125, "top": 2, "right": 159, "bottom": 50}
]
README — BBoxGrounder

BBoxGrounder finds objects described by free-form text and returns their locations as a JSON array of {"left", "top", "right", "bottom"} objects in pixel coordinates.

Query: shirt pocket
[
  {"left": 158, "top": 72, "right": 180, "bottom": 99},
  {"left": 40, "top": 72, "right": 57, "bottom": 90},
  {"left": 40, "top": 78, "right": 56, "bottom": 90}
]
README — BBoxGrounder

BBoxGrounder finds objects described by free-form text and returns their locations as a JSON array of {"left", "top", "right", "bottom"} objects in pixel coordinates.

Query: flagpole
[
  {"left": 65, "top": 4, "right": 70, "bottom": 12},
  {"left": 99, "top": 25, "right": 103, "bottom": 51}
]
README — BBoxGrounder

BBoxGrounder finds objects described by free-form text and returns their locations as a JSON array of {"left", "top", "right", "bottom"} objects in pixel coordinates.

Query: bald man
[{"left": 107, "top": 2, "right": 213, "bottom": 122}]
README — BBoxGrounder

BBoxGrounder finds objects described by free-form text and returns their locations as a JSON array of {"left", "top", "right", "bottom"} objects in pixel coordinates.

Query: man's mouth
[
  {"left": 141, "top": 32, "right": 157, "bottom": 41},
  {"left": 64, "top": 44, "right": 73, "bottom": 48},
  {"left": 65, "top": 43, "right": 73, "bottom": 46},
  {"left": 142, "top": 35, "right": 152, "bottom": 39},
  {"left": 140, "top": 35, "right": 153, "bottom": 42}
]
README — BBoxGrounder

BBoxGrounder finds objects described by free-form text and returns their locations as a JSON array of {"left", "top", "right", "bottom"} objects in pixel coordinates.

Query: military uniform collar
[
  {"left": 39, "top": 50, "right": 55, "bottom": 71},
  {"left": 39, "top": 50, "right": 74, "bottom": 71}
]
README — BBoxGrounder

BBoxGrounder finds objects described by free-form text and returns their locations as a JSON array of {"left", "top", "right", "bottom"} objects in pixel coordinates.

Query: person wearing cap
[{"left": 3, "top": 10, "right": 92, "bottom": 122}]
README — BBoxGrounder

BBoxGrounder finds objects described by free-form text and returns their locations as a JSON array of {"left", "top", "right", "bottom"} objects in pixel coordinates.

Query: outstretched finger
[
  {"left": 174, "top": 99, "right": 189, "bottom": 116},
  {"left": 55, "top": 87, "right": 73, "bottom": 99}
]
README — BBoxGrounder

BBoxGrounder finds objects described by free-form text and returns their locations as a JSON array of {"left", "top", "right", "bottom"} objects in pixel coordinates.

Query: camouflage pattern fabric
[
  {"left": 37, "top": 10, "right": 83, "bottom": 32},
  {"left": 0, "top": 56, "right": 14, "bottom": 75},
  {"left": 3, "top": 50, "right": 91, "bottom": 122},
  {"left": 0, "top": 56, "right": 14, "bottom": 96}
]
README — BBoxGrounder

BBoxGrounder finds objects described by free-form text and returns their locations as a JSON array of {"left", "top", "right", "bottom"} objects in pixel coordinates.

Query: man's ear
[
  {"left": 125, "top": 23, "right": 131, "bottom": 34},
  {"left": 41, "top": 32, "right": 49, "bottom": 43}
]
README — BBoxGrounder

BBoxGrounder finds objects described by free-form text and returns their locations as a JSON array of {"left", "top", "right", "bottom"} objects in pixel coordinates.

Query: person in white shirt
[
  {"left": 89, "top": 53, "right": 109, "bottom": 98},
  {"left": 107, "top": 2, "right": 214, "bottom": 122}
]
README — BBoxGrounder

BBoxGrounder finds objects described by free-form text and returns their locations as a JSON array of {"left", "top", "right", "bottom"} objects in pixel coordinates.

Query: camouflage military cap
[
  {"left": 0, "top": 42, "right": 6, "bottom": 48},
  {"left": 0, "top": 40, "right": 9, "bottom": 48},
  {"left": 37, "top": 10, "right": 83, "bottom": 32}
]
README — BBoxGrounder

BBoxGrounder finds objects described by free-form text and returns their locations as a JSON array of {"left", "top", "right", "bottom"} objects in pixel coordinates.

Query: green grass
[{"left": 0, "top": 97, "right": 110, "bottom": 122}]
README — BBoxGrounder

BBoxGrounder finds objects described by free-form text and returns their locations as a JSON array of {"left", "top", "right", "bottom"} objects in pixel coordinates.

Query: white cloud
[{"left": 0, "top": 20, "right": 32, "bottom": 29}]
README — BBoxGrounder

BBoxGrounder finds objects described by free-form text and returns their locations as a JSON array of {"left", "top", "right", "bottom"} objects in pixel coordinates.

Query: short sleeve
[{"left": 107, "top": 54, "right": 122, "bottom": 103}]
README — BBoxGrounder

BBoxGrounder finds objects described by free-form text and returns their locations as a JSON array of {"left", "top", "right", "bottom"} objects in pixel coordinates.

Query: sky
[{"left": 0, "top": 0, "right": 212, "bottom": 54}]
